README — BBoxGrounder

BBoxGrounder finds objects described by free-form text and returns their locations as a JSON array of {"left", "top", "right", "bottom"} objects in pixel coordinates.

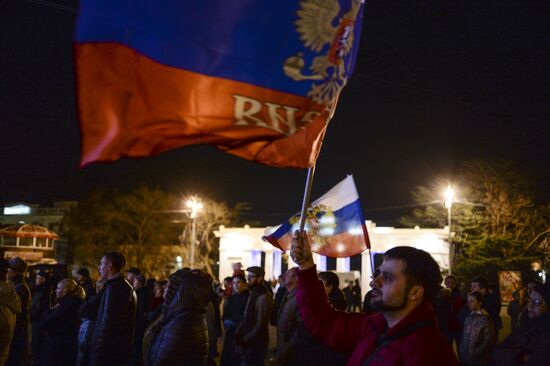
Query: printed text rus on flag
[
  {"left": 74, "top": 0, "right": 364, "bottom": 168},
  {"left": 263, "top": 175, "right": 370, "bottom": 258}
]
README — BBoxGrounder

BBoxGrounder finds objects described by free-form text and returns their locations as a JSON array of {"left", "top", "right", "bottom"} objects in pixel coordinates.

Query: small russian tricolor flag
[{"left": 263, "top": 175, "right": 370, "bottom": 258}]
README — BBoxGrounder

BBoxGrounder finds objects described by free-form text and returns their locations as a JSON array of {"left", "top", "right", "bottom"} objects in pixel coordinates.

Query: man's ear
[{"left": 408, "top": 285, "right": 424, "bottom": 302}]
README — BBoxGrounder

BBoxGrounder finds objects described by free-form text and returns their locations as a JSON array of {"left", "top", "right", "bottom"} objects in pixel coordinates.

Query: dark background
[{"left": 1, "top": 0, "right": 548, "bottom": 226}]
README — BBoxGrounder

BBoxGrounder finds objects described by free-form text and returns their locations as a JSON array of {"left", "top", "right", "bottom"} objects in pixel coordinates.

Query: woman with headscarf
[{"left": 147, "top": 269, "right": 212, "bottom": 366}]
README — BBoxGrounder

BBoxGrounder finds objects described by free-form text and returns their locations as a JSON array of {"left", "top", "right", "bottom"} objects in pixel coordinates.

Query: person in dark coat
[
  {"left": 204, "top": 274, "right": 222, "bottom": 366},
  {"left": 433, "top": 287, "right": 452, "bottom": 342},
  {"left": 144, "top": 280, "right": 166, "bottom": 326},
  {"left": 77, "top": 281, "right": 103, "bottom": 366},
  {"left": 270, "top": 275, "right": 287, "bottom": 326},
  {"left": 6, "top": 256, "right": 31, "bottom": 366},
  {"left": 30, "top": 270, "right": 52, "bottom": 363},
  {"left": 318, "top": 271, "right": 347, "bottom": 311},
  {"left": 471, "top": 277, "right": 502, "bottom": 340},
  {"left": 220, "top": 274, "right": 249, "bottom": 366},
  {"left": 351, "top": 279, "right": 362, "bottom": 312},
  {"left": 132, "top": 273, "right": 150, "bottom": 366},
  {"left": 148, "top": 269, "right": 212, "bottom": 366},
  {"left": 444, "top": 275, "right": 466, "bottom": 348},
  {"left": 89, "top": 251, "right": 137, "bottom": 366},
  {"left": 38, "top": 279, "right": 85, "bottom": 366},
  {"left": 234, "top": 266, "right": 274, "bottom": 366},
  {"left": 284, "top": 269, "right": 348, "bottom": 366},
  {"left": 76, "top": 267, "right": 96, "bottom": 300},
  {"left": 492, "top": 283, "right": 550, "bottom": 366},
  {"left": 342, "top": 281, "right": 355, "bottom": 312},
  {"left": 507, "top": 287, "right": 527, "bottom": 333},
  {"left": 142, "top": 281, "right": 169, "bottom": 366},
  {"left": 291, "top": 232, "right": 458, "bottom": 366},
  {"left": 275, "top": 268, "right": 300, "bottom": 365},
  {"left": 459, "top": 291, "right": 495, "bottom": 366}
]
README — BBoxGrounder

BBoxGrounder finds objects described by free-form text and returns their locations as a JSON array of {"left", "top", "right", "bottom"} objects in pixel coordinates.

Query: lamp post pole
[
  {"left": 186, "top": 197, "right": 203, "bottom": 269},
  {"left": 190, "top": 215, "right": 196, "bottom": 269},
  {"left": 444, "top": 185, "right": 455, "bottom": 274}
]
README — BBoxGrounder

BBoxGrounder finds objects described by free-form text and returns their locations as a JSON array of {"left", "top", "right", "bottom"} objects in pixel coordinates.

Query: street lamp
[
  {"left": 444, "top": 185, "right": 455, "bottom": 273},
  {"left": 186, "top": 197, "right": 203, "bottom": 269}
]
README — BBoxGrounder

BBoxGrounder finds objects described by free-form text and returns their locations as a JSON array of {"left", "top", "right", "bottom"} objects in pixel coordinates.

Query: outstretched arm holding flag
[{"left": 290, "top": 231, "right": 459, "bottom": 366}]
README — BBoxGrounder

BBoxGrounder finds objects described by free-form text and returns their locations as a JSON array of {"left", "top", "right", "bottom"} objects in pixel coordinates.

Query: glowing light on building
[{"left": 4, "top": 205, "right": 31, "bottom": 215}]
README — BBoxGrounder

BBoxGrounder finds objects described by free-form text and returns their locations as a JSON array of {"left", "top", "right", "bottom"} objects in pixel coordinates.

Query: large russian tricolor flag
[
  {"left": 74, "top": 1, "right": 364, "bottom": 168},
  {"left": 263, "top": 175, "right": 370, "bottom": 257}
]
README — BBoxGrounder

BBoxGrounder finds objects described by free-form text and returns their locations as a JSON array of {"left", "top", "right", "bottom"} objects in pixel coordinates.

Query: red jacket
[{"left": 296, "top": 266, "right": 458, "bottom": 366}]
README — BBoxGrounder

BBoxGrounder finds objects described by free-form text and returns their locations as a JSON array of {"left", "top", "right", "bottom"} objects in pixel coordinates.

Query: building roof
[{"left": 0, "top": 224, "right": 59, "bottom": 239}]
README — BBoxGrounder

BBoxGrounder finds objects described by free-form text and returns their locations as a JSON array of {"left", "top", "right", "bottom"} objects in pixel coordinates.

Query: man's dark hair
[
  {"left": 471, "top": 276, "right": 489, "bottom": 289},
  {"left": 445, "top": 275, "right": 456, "bottom": 281},
  {"left": 156, "top": 280, "right": 167, "bottom": 287},
  {"left": 232, "top": 273, "right": 246, "bottom": 283},
  {"left": 319, "top": 271, "right": 340, "bottom": 291},
  {"left": 468, "top": 291, "right": 484, "bottom": 303},
  {"left": 384, "top": 246, "right": 442, "bottom": 302},
  {"left": 223, "top": 276, "right": 233, "bottom": 283},
  {"left": 103, "top": 251, "right": 126, "bottom": 272}
]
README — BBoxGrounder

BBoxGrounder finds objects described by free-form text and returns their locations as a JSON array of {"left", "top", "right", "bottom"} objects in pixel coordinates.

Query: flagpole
[
  {"left": 368, "top": 248, "right": 375, "bottom": 274},
  {"left": 298, "top": 164, "right": 316, "bottom": 233}
]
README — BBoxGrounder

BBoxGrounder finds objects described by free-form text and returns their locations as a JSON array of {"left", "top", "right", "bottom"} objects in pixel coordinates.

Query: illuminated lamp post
[
  {"left": 186, "top": 197, "right": 203, "bottom": 269},
  {"left": 444, "top": 185, "right": 455, "bottom": 274}
]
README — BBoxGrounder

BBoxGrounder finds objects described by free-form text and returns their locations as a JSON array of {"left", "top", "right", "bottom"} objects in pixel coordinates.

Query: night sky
[{"left": 1, "top": 0, "right": 548, "bottom": 226}]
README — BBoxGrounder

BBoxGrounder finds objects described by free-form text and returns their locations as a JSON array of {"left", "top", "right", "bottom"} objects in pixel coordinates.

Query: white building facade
[{"left": 215, "top": 221, "right": 450, "bottom": 298}]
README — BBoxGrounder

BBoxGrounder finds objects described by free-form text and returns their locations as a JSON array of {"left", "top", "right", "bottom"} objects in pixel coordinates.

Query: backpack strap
[{"left": 362, "top": 319, "right": 434, "bottom": 365}]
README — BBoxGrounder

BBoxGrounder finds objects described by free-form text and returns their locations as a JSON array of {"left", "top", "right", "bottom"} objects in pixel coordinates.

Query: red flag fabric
[{"left": 75, "top": 1, "right": 364, "bottom": 167}]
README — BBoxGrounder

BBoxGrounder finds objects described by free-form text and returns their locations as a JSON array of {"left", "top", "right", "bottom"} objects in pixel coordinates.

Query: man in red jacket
[{"left": 290, "top": 231, "right": 458, "bottom": 366}]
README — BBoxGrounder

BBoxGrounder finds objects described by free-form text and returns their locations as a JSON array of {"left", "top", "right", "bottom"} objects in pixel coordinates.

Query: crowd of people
[
  {"left": 431, "top": 274, "right": 550, "bottom": 366},
  {"left": 0, "top": 234, "right": 549, "bottom": 366}
]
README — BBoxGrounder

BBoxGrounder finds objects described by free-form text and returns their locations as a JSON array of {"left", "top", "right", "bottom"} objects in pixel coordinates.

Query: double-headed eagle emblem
[
  {"left": 289, "top": 204, "right": 337, "bottom": 250},
  {"left": 284, "top": 0, "right": 362, "bottom": 106}
]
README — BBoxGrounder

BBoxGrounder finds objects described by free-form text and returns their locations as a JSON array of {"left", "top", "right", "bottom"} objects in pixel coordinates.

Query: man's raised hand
[{"left": 290, "top": 230, "right": 315, "bottom": 270}]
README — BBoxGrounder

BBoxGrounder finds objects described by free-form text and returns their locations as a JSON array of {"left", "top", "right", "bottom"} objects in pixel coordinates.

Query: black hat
[
  {"left": 246, "top": 266, "right": 265, "bottom": 277},
  {"left": 36, "top": 270, "right": 50, "bottom": 281},
  {"left": 77, "top": 267, "right": 90, "bottom": 277},
  {"left": 8, "top": 257, "right": 28, "bottom": 274}
]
